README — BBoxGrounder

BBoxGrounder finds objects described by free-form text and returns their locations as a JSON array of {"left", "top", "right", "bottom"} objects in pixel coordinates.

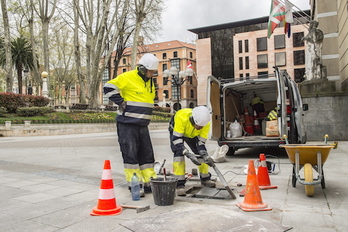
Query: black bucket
[{"left": 150, "top": 177, "right": 178, "bottom": 206}]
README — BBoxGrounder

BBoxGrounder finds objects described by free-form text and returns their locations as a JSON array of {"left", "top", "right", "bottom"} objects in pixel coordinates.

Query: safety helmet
[
  {"left": 139, "top": 53, "right": 159, "bottom": 70},
  {"left": 192, "top": 106, "right": 210, "bottom": 127}
]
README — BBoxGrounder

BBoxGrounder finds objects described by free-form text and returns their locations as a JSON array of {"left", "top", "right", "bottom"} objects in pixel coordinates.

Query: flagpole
[
  {"left": 278, "top": 0, "right": 311, "bottom": 19},
  {"left": 278, "top": 0, "right": 310, "bottom": 29}
]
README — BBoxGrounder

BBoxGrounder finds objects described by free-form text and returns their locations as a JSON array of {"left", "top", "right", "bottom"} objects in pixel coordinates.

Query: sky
[{"left": 155, "top": 0, "right": 311, "bottom": 43}]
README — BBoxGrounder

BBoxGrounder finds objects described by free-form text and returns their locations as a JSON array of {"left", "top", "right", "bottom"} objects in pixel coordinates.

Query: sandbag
[{"left": 230, "top": 120, "right": 242, "bottom": 138}]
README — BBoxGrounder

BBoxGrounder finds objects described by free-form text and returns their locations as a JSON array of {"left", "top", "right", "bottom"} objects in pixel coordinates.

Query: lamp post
[
  {"left": 41, "top": 71, "right": 49, "bottom": 98},
  {"left": 23, "top": 69, "right": 29, "bottom": 94},
  {"left": 163, "top": 66, "right": 194, "bottom": 111}
]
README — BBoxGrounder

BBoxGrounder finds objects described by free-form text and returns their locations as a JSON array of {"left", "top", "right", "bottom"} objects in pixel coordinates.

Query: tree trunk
[{"left": 1, "top": 0, "right": 13, "bottom": 92}]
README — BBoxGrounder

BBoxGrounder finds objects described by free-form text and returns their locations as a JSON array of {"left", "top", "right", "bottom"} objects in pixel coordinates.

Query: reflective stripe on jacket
[
  {"left": 251, "top": 96, "right": 263, "bottom": 105},
  {"left": 103, "top": 69, "right": 155, "bottom": 126},
  {"left": 172, "top": 108, "right": 210, "bottom": 154},
  {"left": 268, "top": 109, "right": 278, "bottom": 120}
]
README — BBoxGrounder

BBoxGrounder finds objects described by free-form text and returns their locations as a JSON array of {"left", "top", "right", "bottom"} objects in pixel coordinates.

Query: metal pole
[{"left": 176, "top": 80, "right": 180, "bottom": 111}]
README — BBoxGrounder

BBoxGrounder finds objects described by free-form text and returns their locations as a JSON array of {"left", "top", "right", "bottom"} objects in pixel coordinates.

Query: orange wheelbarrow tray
[{"left": 280, "top": 144, "right": 335, "bottom": 196}]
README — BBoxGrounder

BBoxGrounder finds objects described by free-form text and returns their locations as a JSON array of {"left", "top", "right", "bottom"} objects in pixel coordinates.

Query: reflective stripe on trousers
[{"left": 117, "top": 122, "right": 157, "bottom": 187}]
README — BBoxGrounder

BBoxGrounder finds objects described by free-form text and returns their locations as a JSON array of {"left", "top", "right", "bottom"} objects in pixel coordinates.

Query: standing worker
[
  {"left": 250, "top": 93, "right": 264, "bottom": 114},
  {"left": 169, "top": 106, "right": 216, "bottom": 196},
  {"left": 103, "top": 53, "right": 158, "bottom": 197}
]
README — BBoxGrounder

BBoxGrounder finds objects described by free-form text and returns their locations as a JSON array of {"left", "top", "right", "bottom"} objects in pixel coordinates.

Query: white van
[{"left": 207, "top": 67, "right": 308, "bottom": 155}]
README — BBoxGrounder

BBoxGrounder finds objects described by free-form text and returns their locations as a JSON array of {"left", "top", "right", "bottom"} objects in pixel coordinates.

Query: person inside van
[
  {"left": 250, "top": 93, "right": 265, "bottom": 114},
  {"left": 267, "top": 107, "right": 278, "bottom": 120}
]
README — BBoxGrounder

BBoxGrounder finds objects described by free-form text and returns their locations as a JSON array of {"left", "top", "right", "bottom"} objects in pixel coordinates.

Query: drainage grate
[{"left": 186, "top": 186, "right": 234, "bottom": 200}]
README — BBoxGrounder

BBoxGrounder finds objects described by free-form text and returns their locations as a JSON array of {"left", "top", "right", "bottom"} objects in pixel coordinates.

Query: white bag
[
  {"left": 211, "top": 145, "right": 229, "bottom": 163},
  {"left": 230, "top": 120, "right": 242, "bottom": 138}
]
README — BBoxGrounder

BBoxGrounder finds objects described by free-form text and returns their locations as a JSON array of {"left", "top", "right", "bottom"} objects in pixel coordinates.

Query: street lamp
[
  {"left": 163, "top": 66, "right": 194, "bottom": 111},
  {"left": 41, "top": 71, "right": 49, "bottom": 98},
  {"left": 23, "top": 69, "right": 29, "bottom": 94}
]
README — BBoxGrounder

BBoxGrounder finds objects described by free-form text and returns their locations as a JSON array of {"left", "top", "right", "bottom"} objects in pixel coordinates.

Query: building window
[
  {"left": 238, "top": 40, "right": 243, "bottom": 53},
  {"left": 163, "top": 90, "right": 169, "bottom": 98},
  {"left": 246, "top": 73, "right": 250, "bottom": 79},
  {"left": 257, "top": 54, "right": 268, "bottom": 69},
  {"left": 293, "top": 50, "right": 305, "bottom": 65},
  {"left": 239, "top": 57, "right": 243, "bottom": 70},
  {"left": 163, "top": 77, "right": 168, "bottom": 85},
  {"left": 275, "top": 52, "right": 286, "bottom": 66},
  {"left": 257, "top": 37, "right": 267, "bottom": 51},
  {"left": 122, "top": 68, "right": 126, "bottom": 73},
  {"left": 162, "top": 63, "right": 167, "bottom": 72},
  {"left": 190, "top": 89, "right": 194, "bottom": 98},
  {"left": 245, "top": 56, "right": 249, "bottom": 69},
  {"left": 294, "top": 68, "right": 305, "bottom": 83},
  {"left": 171, "top": 59, "right": 180, "bottom": 70},
  {"left": 258, "top": 71, "right": 268, "bottom": 78},
  {"left": 274, "top": 34, "right": 285, "bottom": 49},
  {"left": 293, "top": 32, "right": 304, "bottom": 47},
  {"left": 172, "top": 86, "right": 180, "bottom": 101},
  {"left": 189, "top": 52, "right": 193, "bottom": 58},
  {"left": 102, "top": 69, "right": 109, "bottom": 104},
  {"left": 245, "top": 40, "right": 249, "bottom": 53},
  {"left": 173, "top": 51, "right": 178, "bottom": 58},
  {"left": 163, "top": 53, "right": 167, "bottom": 59},
  {"left": 122, "top": 58, "right": 126, "bottom": 64}
]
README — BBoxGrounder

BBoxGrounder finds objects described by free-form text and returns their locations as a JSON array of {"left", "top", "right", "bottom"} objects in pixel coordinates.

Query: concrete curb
[{"left": 0, "top": 122, "right": 168, "bottom": 137}]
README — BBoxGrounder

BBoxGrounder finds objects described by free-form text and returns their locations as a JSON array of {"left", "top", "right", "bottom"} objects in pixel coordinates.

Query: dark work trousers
[{"left": 116, "top": 121, "right": 155, "bottom": 188}]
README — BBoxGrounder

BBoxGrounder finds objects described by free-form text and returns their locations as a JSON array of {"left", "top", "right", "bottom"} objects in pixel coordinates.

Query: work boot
[
  {"left": 201, "top": 179, "right": 216, "bottom": 188},
  {"left": 176, "top": 187, "right": 186, "bottom": 197},
  {"left": 144, "top": 186, "right": 152, "bottom": 193}
]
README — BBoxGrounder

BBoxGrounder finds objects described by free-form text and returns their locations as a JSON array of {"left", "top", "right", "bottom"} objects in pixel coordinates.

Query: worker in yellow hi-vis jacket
[
  {"left": 169, "top": 106, "right": 216, "bottom": 196},
  {"left": 103, "top": 53, "right": 158, "bottom": 197}
]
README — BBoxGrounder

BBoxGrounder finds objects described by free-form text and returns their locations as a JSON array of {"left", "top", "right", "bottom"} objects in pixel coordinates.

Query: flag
[
  {"left": 187, "top": 60, "right": 192, "bottom": 69},
  {"left": 284, "top": 0, "right": 293, "bottom": 38},
  {"left": 267, "top": 0, "right": 286, "bottom": 38}
]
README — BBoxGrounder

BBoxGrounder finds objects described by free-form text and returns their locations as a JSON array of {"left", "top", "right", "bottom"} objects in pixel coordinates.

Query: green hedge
[
  {"left": 0, "top": 92, "right": 49, "bottom": 113},
  {"left": 16, "top": 107, "right": 54, "bottom": 117}
]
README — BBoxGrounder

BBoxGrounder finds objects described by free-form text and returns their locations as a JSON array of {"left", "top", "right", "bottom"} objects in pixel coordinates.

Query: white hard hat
[
  {"left": 139, "top": 53, "right": 159, "bottom": 70},
  {"left": 192, "top": 106, "right": 210, "bottom": 127}
]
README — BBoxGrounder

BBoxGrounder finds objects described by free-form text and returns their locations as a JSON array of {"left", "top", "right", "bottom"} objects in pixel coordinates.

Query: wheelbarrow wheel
[
  {"left": 292, "top": 165, "right": 296, "bottom": 187},
  {"left": 304, "top": 163, "right": 314, "bottom": 197}
]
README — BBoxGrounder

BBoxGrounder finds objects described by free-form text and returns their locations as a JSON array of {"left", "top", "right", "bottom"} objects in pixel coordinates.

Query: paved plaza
[{"left": 0, "top": 129, "right": 347, "bottom": 231}]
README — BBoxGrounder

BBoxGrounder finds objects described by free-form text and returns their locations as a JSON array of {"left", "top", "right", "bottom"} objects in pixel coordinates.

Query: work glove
[
  {"left": 183, "top": 149, "right": 201, "bottom": 166},
  {"left": 199, "top": 150, "right": 215, "bottom": 167},
  {"left": 119, "top": 101, "right": 127, "bottom": 113}
]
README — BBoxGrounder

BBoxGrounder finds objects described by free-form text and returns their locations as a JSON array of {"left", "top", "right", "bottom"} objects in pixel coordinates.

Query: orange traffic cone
[
  {"left": 253, "top": 111, "right": 261, "bottom": 135},
  {"left": 257, "top": 154, "right": 277, "bottom": 190},
  {"left": 244, "top": 108, "right": 252, "bottom": 125},
  {"left": 91, "top": 160, "right": 122, "bottom": 216},
  {"left": 237, "top": 159, "right": 272, "bottom": 212}
]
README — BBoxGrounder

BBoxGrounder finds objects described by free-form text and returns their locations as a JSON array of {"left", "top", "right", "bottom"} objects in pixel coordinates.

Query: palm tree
[{"left": 0, "top": 35, "right": 36, "bottom": 94}]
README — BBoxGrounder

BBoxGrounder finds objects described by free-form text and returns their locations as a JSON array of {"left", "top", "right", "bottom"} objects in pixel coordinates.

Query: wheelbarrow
[{"left": 280, "top": 135, "right": 338, "bottom": 197}]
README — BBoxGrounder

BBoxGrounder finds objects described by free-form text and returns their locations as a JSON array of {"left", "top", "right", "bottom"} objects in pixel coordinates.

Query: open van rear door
[
  {"left": 289, "top": 81, "right": 307, "bottom": 143},
  {"left": 207, "top": 75, "right": 222, "bottom": 140},
  {"left": 275, "top": 67, "right": 287, "bottom": 138}
]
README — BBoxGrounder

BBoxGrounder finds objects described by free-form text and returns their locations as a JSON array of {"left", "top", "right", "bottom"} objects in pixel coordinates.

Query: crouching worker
[{"left": 169, "top": 106, "right": 216, "bottom": 196}]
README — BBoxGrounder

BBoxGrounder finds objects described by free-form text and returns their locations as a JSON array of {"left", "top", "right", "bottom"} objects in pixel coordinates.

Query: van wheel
[{"left": 226, "top": 148, "right": 236, "bottom": 156}]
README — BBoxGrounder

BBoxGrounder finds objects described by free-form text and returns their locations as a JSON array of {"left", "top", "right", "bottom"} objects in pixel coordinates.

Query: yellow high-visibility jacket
[
  {"left": 172, "top": 108, "right": 211, "bottom": 154},
  {"left": 103, "top": 69, "right": 155, "bottom": 126}
]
